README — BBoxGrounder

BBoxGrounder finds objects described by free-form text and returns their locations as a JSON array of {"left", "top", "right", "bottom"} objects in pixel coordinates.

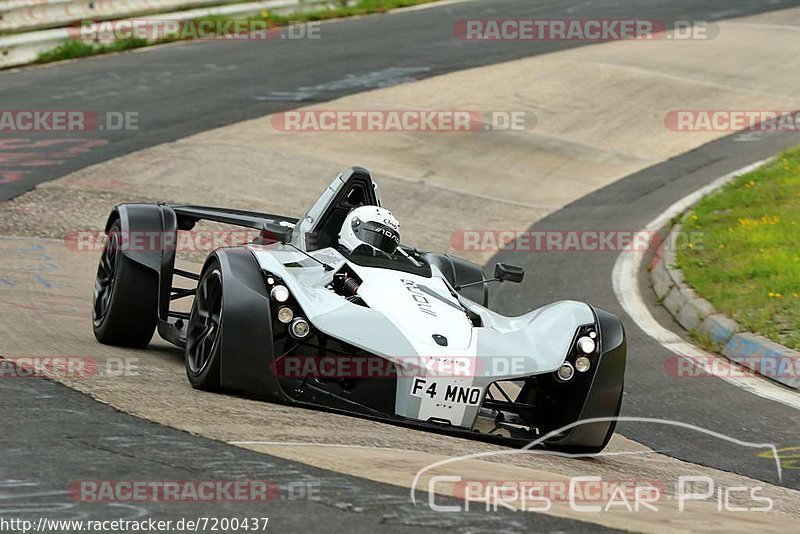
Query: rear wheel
[
  {"left": 185, "top": 261, "right": 223, "bottom": 391},
  {"left": 92, "top": 219, "right": 158, "bottom": 347}
]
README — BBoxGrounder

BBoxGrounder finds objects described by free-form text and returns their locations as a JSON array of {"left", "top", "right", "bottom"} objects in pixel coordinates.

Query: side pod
[
  {"left": 211, "top": 248, "right": 287, "bottom": 401},
  {"left": 547, "top": 306, "right": 627, "bottom": 452}
]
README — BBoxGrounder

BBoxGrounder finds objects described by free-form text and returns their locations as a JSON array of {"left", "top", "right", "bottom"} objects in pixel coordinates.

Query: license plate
[{"left": 410, "top": 377, "right": 482, "bottom": 406}]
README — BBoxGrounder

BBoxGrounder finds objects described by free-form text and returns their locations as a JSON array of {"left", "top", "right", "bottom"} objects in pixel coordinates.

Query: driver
[{"left": 338, "top": 206, "right": 400, "bottom": 257}]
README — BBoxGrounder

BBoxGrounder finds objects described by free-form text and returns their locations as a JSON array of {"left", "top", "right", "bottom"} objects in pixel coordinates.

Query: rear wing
[
  {"left": 103, "top": 202, "right": 298, "bottom": 349},
  {"left": 171, "top": 205, "right": 296, "bottom": 243},
  {"left": 102, "top": 166, "right": 376, "bottom": 348}
]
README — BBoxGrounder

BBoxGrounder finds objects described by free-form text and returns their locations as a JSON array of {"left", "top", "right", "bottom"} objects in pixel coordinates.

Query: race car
[{"left": 91, "top": 166, "right": 626, "bottom": 452}]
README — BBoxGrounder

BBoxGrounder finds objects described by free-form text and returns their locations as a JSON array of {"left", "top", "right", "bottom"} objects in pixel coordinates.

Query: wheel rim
[
  {"left": 93, "top": 230, "right": 119, "bottom": 326},
  {"left": 186, "top": 269, "right": 223, "bottom": 374}
]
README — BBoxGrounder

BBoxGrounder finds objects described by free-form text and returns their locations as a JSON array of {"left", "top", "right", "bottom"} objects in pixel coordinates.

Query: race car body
[{"left": 92, "top": 167, "right": 626, "bottom": 452}]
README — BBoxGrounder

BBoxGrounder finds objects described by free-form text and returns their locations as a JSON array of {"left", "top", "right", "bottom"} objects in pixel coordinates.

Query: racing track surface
[
  {"left": 2, "top": 363, "right": 613, "bottom": 533},
  {"left": 3, "top": 0, "right": 800, "bottom": 531},
  {"left": 1, "top": 0, "right": 800, "bottom": 200}
]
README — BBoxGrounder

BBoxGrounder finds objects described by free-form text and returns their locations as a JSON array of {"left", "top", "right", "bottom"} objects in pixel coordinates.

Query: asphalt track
[
  {"left": 1, "top": 362, "right": 616, "bottom": 532},
  {"left": 3, "top": 0, "right": 800, "bottom": 531},
  {"left": 1, "top": 0, "right": 800, "bottom": 200}
]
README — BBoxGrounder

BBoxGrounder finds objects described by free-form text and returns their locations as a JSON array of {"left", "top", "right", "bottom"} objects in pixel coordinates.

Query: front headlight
[
  {"left": 556, "top": 362, "right": 575, "bottom": 381},
  {"left": 576, "top": 336, "right": 596, "bottom": 355},
  {"left": 290, "top": 317, "right": 311, "bottom": 339},
  {"left": 575, "top": 356, "right": 591, "bottom": 373},
  {"left": 277, "top": 306, "right": 294, "bottom": 324},
  {"left": 270, "top": 285, "right": 290, "bottom": 303}
]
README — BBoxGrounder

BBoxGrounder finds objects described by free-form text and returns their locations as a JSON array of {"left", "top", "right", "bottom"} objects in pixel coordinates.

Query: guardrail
[
  {"left": 0, "top": 0, "right": 71, "bottom": 10},
  {"left": 0, "top": 0, "right": 339, "bottom": 68},
  {"left": 0, "top": 0, "right": 236, "bottom": 33}
]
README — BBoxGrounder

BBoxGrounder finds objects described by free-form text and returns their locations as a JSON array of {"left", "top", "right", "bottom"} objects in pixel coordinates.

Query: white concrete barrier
[
  {"left": 0, "top": 0, "right": 245, "bottom": 33},
  {"left": 0, "top": 0, "right": 338, "bottom": 68},
  {"left": 0, "top": 0, "right": 71, "bottom": 11}
]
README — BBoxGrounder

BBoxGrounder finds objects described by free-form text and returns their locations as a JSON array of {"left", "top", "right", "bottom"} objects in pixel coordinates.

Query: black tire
[
  {"left": 92, "top": 219, "right": 158, "bottom": 347},
  {"left": 185, "top": 260, "right": 223, "bottom": 391}
]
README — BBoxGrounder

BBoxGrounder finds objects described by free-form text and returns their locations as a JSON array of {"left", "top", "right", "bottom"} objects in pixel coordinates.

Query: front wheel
[{"left": 185, "top": 261, "right": 223, "bottom": 391}]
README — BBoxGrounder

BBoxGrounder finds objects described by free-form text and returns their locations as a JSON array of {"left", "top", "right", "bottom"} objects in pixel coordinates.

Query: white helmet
[{"left": 339, "top": 206, "right": 400, "bottom": 255}]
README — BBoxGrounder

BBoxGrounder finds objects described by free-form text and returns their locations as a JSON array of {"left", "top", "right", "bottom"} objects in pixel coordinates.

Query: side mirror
[{"left": 494, "top": 263, "right": 524, "bottom": 283}]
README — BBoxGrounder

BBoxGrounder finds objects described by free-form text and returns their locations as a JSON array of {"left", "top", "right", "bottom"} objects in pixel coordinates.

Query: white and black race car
[{"left": 92, "top": 167, "right": 626, "bottom": 452}]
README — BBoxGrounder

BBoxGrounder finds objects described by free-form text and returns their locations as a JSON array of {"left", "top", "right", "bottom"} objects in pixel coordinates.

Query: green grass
[
  {"left": 35, "top": 0, "right": 439, "bottom": 65},
  {"left": 677, "top": 146, "right": 800, "bottom": 350},
  {"left": 36, "top": 38, "right": 150, "bottom": 64},
  {"left": 36, "top": 40, "right": 100, "bottom": 63}
]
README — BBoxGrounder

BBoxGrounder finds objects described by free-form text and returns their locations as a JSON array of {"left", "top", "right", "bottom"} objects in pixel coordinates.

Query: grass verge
[
  {"left": 36, "top": 38, "right": 149, "bottom": 64},
  {"left": 677, "top": 146, "right": 800, "bottom": 350},
  {"left": 35, "top": 0, "right": 440, "bottom": 65}
]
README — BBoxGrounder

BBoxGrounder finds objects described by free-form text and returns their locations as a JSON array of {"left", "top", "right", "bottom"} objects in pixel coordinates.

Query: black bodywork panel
[{"left": 422, "top": 252, "right": 489, "bottom": 307}]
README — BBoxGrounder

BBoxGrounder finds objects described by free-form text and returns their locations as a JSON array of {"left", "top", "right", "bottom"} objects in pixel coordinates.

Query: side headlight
[
  {"left": 270, "top": 285, "right": 290, "bottom": 303},
  {"left": 556, "top": 362, "right": 575, "bottom": 382},
  {"left": 575, "top": 356, "right": 591, "bottom": 373},
  {"left": 290, "top": 317, "right": 311, "bottom": 339},
  {"left": 576, "top": 336, "right": 596, "bottom": 355},
  {"left": 277, "top": 306, "right": 294, "bottom": 324}
]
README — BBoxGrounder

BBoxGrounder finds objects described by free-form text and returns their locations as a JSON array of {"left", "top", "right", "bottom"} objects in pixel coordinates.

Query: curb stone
[
  {"left": 700, "top": 314, "right": 742, "bottom": 346},
  {"left": 649, "top": 224, "right": 799, "bottom": 391},
  {"left": 651, "top": 259, "right": 673, "bottom": 300},
  {"left": 723, "top": 333, "right": 800, "bottom": 390}
]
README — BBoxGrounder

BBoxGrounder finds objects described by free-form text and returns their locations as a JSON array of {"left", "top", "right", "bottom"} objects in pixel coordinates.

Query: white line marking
[
  {"left": 723, "top": 21, "right": 800, "bottom": 32},
  {"left": 385, "top": 172, "right": 562, "bottom": 210},
  {"left": 228, "top": 441, "right": 414, "bottom": 452},
  {"left": 612, "top": 158, "right": 800, "bottom": 411},
  {"left": 579, "top": 60, "right": 799, "bottom": 103},
  {"left": 390, "top": 0, "right": 480, "bottom": 14}
]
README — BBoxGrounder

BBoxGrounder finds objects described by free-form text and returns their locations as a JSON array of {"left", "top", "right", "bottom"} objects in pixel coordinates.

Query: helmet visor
[{"left": 359, "top": 221, "right": 400, "bottom": 254}]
